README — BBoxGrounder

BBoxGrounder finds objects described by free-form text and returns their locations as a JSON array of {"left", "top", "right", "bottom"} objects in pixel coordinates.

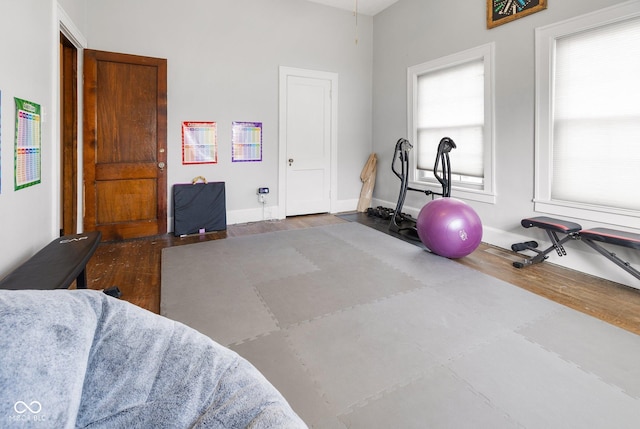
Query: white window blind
[
  {"left": 552, "top": 16, "right": 640, "bottom": 211},
  {"left": 416, "top": 59, "right": 484, "bottom": 178}
]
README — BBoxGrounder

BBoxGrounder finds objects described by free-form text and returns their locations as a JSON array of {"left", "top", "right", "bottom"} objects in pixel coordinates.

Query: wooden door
[
  {"left": 83, "top": 50, "right": 167, "bottom": 241},
  {"left": 282, "top": 72, "right": 334, "bottom": 216}
]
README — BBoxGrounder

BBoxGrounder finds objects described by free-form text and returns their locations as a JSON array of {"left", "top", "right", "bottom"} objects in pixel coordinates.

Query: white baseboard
[
  {"left": 223, "top": 199, "right": 359, "bottom": 226},
  {"left": 226, "top": 205, "right": 279, "bottom": 225},
  {"left": 173, "top": 199, "right": 640, "bottom": 288},
  {"left": 333, "top": 199, "right": 359, "bottom": 214}
]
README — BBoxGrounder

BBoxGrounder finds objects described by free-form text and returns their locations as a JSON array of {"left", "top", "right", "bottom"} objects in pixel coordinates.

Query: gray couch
[{"left": 0, "top": 290, "right": 306, "bottom": 428}]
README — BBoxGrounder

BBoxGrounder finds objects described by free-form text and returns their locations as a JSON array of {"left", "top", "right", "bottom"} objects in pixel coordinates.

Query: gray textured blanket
[{"left": 0, "top": 290, "right": 306, "bottom": 428}]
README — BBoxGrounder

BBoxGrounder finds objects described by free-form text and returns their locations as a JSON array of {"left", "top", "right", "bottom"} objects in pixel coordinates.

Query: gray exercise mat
[{"left": 162, "top": 222, "right": 640, "bottom": 428}]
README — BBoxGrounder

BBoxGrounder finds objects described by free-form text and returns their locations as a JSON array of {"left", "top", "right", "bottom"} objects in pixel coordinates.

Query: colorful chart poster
[
  {"left": 182, "top": 121, "right": 217, "bottom": 164},
  {"left": 14, "top": 97, "right": 41, "bottom": 190},
  {"left": 232, "top": 121, "right": 262, "bottom": 162}
]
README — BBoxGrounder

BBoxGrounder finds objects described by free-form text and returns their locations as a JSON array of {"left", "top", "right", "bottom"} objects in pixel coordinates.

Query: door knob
[
  {"left": 288, "top": 158, "right": 294, "bottom": 166},
  {"left": 158, "top": 161, "right": 165, "bottom": 171}
]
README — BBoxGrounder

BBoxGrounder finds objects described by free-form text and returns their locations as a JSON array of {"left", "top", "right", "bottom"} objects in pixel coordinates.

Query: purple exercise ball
[{"left": 416, "top": 198, "right": 483, "bottom": 259}]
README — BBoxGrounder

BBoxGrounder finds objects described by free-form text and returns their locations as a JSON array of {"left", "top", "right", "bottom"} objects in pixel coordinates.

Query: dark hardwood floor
[{"left": 84, "top": 213, "right": 640, "bottom": 336}]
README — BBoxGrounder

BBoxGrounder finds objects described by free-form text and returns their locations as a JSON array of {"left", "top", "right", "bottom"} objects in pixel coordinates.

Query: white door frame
[{"left": 278, "top": 66, "right": 338, "bottom": 219}]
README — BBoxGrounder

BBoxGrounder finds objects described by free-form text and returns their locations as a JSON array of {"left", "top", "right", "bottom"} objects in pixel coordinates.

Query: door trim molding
[
  {"left": 278, "top": 66, "right": 338, "bottom": 219},
  {"left": 58, "top": 5, "right": 88, "bottom": 48},
  {"left": 57, "top": 5, "right": 87, "bottom": 235}
]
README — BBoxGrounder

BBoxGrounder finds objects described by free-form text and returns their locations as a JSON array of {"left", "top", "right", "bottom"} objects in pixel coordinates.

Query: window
[
  {"left": 535, "top": 1, "right": 640, "bottom": 229},
  {"left": 408, "top": 44, "right": 495, "bottom": 203}
]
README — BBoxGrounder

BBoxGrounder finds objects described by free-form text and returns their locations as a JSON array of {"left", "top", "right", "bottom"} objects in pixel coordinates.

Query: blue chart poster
[
  {"left": 0, "top": 90, "right": 2, "bottom": 194},
  {"left": 14, "top": 97, "right": 41, "bottom": 190}
]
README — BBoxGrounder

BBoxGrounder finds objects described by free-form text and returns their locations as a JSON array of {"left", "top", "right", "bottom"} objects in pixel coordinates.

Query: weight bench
[
  {"left": 512, "top": 216, "right": 640, "bottom": 281},
  {"left": 511, "top": 217, "right": 582, "bottom": 268},
  {"left": 579, "top": 228, "right": 640, "bottom": 280},
  {"left": 0, "top": 231, "right": 110, "bottom": 291}
]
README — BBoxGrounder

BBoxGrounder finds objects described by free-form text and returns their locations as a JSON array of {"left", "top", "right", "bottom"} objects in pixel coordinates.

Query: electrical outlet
[{"left": 258, "top": 194, "right": 266, "bottom": 203}]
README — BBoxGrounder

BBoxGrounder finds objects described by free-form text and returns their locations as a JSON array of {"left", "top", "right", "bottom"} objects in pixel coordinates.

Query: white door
[{"left": 279, "top": 67, "right": 337, "bottom": 217}]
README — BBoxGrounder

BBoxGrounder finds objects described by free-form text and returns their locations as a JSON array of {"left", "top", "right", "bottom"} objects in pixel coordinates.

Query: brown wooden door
[
  {"left": 61, "top": 33, "right": 78, "bottom": 236},
  {"left": 83, "top": 50, "right": 167, "bottom": 241}
]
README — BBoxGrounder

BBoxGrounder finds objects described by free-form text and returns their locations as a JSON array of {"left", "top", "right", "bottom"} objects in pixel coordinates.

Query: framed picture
[
  {"left": 487, "top": 0, "right": 547, "bottom": 28},
  {"left": 231, "top": 121, "right": 262, "bottom": 162},
  {"left": 14, "top": 97, "right": 42, "bottom": 190},
  {"left": 182, "top": 121, "right": 218, "bottom": 164}
]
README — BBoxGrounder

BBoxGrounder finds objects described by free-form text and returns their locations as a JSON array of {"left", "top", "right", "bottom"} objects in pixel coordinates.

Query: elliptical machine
[{"left": 389, "top": 137, "right": 456, "bottom": 237}]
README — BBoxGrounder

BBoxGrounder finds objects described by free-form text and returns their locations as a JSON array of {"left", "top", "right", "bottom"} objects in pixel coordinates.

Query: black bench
[
  {"left": 580, "top": 228, "right": 640, "bottom": 280},
  {"left": 512, "top": 217, "right": 582, "bottom": 268},
  {"left": 0, "top": 231, "right": 102, "bottom": 290},
  {"left": 511, "top": 216, "right": 640, "bottom": 281}
]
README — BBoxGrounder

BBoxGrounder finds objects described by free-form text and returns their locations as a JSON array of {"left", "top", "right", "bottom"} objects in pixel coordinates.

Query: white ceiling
[{"left": 304, "top": 0, "right": 399, "bottom": 16}]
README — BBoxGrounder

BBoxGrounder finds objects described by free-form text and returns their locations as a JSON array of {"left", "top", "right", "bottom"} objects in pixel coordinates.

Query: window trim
[
  {"left": 534, "top": 0, "right": 640, "bottom": 229},
  {"left": 407, "top": 43, "right": 496, "bottom": 205}
]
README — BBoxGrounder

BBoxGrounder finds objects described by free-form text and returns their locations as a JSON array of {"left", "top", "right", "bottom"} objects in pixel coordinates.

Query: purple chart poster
[{"left": 232, "top": 121, "right": 262, "bottom": 162}]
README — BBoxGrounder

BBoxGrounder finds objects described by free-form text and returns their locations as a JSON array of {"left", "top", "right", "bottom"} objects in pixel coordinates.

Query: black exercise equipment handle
[
  {"left": 433, "top": 137, "right": 456, "bottom": 198},
  {"left": 390, "top": 138, "right": 424, "bottom": 235},
  {"left": 389, "top": 137, "right": 457, "bottom": 236}
]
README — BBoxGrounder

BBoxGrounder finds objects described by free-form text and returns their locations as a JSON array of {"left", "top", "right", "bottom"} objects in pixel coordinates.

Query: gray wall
[
  {"left": 84, "top": 0, "right": 374, "bottom": 224},
  {"left": 0, "top": 1, "right": 57, "bottom": 274},
  {"left": 0, "top": 0, "right": 373, "bottom": 276},
  {"left": 372, "top": 0, "right": 640, "bottom": 286}
]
